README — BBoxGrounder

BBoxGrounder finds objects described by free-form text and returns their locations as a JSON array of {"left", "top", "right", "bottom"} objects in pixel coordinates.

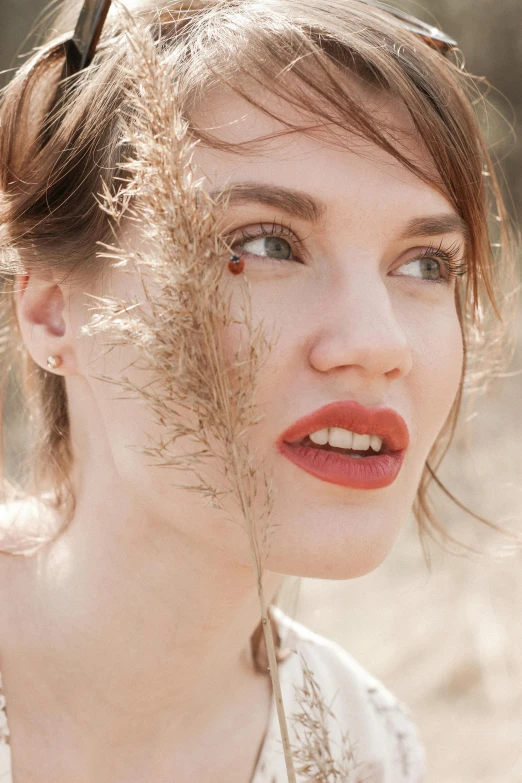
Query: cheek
[
  {"left": 219, "top": 277, "right": 294, "bottom": 390},
  {"left": 410, "top": 300, "right": 464, "bottom": 447}
]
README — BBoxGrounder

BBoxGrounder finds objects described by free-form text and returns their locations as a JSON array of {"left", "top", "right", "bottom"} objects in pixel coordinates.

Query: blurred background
[{"left": 1, "top": 1, "right": 521, "bottom": 781}]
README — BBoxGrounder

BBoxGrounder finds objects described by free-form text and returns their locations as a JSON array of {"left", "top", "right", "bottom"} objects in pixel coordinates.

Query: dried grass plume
[{"left": 81, "top": 6, "right": 298, "bottom": 780}]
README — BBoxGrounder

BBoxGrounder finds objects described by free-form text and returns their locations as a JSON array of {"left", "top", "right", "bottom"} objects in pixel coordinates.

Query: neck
[{"left": 16, "top": 472, "right": 283, "bottom": 752}]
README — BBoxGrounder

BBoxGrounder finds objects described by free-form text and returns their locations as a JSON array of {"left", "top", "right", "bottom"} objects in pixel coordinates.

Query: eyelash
[
  {"left": 413, "top": 240, "right": 468, "bottom": 283},
  {"left": 235, "top": 222, "right": 305, "bottom": 252},
  {"left": 231, "top": 223, "right": 468, "bottom": 283}
]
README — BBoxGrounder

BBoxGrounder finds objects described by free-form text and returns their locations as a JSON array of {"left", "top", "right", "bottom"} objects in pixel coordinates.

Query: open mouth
[{"left": 277, "top": 401, "right": 409, "bottom": 491}]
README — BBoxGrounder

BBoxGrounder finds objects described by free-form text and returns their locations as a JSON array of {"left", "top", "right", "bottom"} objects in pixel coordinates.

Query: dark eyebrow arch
[
  {"left": 210, "top": 181, "right": 469, "bottom": 240},
  {"left": 399, "top": 214, "right": 469, "bottom": 241},
  {"left": 209, "top": 182, "right": 327, "bottom": 223}
]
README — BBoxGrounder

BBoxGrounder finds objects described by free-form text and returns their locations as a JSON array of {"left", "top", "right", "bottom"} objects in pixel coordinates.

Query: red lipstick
[{"left": 276, "top": 400, "right": 409, "bottom": 490}]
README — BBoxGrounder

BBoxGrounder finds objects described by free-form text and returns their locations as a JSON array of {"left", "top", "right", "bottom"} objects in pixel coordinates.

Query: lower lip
[{"left": 277, "top": 442, "right": 405, "bottom": 490}]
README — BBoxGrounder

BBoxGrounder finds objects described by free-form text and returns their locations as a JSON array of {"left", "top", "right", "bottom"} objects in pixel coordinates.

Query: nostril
[{"left": 386, "top": 367, "right": 403, "bottom": 381}]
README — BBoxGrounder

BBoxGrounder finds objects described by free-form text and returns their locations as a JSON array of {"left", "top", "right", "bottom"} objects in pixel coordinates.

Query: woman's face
[{"left": 70, "top": 82, "right": 465, "bottom": 579}]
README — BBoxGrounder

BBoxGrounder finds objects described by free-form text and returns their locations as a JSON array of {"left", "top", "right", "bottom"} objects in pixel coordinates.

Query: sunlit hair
[{"left": 0, "top": 0, "right": 517, "bottom": 661}]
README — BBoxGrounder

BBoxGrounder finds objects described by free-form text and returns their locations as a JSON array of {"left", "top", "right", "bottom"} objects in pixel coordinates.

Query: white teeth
[
  {"left": 328, "top": 427, "right": 353, "bottom": 449},
  {"left": 352, "top": 433, "right": 370, "bottom": 451},
  {"left": 309, "top": 428, "right": 329, "bottom": 445},
  {"left": 370, "top": 435, "right": 383, "bottom": 452},
  {"left": 307, "top": 428, "right": 384, "bottom": 452}
]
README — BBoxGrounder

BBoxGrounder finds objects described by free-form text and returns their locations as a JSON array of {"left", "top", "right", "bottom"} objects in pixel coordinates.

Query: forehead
[{"left": 190, "top": 80, "right": 451, "bottom": 222}]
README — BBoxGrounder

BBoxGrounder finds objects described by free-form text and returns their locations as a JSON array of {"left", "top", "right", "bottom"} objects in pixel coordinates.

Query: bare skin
[
  {"left": 0, "top": 500, "right": 279, "bottom": 783},
  {"left": 0, "top": 81, "right": 464, "bottom": 781}
]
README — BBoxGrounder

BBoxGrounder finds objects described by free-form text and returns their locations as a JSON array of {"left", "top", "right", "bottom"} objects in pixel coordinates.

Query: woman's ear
[{"left": 15, "top": 270, "right": 79, "bottom": 375}]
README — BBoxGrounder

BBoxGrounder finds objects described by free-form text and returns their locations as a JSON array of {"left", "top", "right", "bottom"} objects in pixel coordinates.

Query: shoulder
[{"left": 274, "top": 607, "right": 425, "bottom": 783}]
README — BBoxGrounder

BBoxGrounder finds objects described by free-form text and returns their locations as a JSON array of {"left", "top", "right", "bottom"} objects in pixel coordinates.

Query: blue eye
[
  {"left": 395, "top": 243, "right": 467, "bottom": 284},
  {"left": 397, "top": 257, "right": 442, "bottom": 280},
  {"left": 241, "top": 235, "right": 293, "bottom": 260}
]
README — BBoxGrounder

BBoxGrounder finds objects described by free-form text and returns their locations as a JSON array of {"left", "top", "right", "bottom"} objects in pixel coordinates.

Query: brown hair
[{"left": 0, "top": 0, "right": 517, "bottom": 663}]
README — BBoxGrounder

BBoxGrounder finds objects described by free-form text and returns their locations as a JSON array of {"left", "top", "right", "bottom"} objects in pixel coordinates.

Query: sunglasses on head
[{"left": 60, "top": 0, "right": 457, "bottom": 81}]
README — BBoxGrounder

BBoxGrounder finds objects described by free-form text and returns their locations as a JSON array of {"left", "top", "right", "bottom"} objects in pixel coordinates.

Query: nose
[{"left": 307, "top": 271, "right": 413, "bottom": 382}]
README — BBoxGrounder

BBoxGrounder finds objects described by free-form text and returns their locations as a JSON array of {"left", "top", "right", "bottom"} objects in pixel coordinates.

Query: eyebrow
[
  {"left": 210, "top": 182, "right": 326, "bottom": 223},
  {"left": 398, "top": 214, "right": 469, "bottom": 241},
  {"left": 210, "top": 181, "right": 469, "bottom": 239}
]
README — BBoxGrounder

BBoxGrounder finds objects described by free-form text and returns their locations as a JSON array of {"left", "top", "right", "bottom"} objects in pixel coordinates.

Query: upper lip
[{"left": 278, "top": 400, "right": 410, "bottom": 452}]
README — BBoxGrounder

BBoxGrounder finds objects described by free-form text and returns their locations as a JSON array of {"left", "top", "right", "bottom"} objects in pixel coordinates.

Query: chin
[{"left": 267, "top": 505, "right": 406, "bottom": 580}]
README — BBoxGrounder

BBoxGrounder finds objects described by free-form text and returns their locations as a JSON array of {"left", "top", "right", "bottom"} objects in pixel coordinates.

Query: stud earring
[{"left": 46, "top": 355, "right": 62, "bottom": 370}]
